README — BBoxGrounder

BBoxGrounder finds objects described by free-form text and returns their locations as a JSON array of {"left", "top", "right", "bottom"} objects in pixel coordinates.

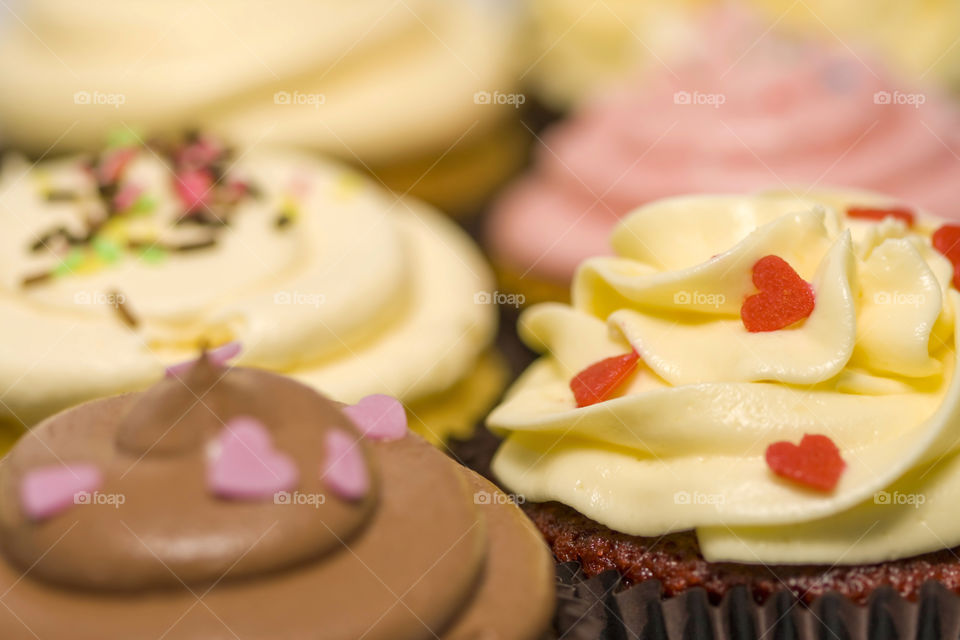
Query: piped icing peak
[
  {"left": 3, "top": 356, "right": 378, "bottom": 591},
  {"left": 0, "top": 361, "right": 553, "bottom": 639},
  {"left": 490, "top": 190, "right": 960, "bottom": 566}
]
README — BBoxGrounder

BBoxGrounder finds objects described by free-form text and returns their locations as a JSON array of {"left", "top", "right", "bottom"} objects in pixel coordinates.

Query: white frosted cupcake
[
  {"left": 0, "top": 0, "right": 527, "bottom": 214},
  {"left": 0, "top": 133, "right": 503, "bottom": 445}
]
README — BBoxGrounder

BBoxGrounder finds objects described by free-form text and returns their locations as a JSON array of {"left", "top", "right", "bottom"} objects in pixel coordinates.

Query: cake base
[{"left": 525, "top": 501, "right": 960, "bottom": 606}]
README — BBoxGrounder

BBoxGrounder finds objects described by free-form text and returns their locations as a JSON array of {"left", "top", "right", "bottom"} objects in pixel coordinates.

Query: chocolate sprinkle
[
  {"left": 44, "top": 189, "right": 79, "bottom": 202},
  {"left": 169, "top": 238, "right": 216, "bottom": 252},
  {"left": 21, "top": 271, "right": 52, "bottom": 288},
  {"left": 274, "top": 212, "right": 293, "bottom": 229},
  {"left": 111, "top": 290, "right": 138, "bottom": 329}
]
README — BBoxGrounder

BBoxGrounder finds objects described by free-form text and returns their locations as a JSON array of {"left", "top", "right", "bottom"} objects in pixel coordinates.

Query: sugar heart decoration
[
  {"left": 765, "top": 434, "right": 846, "bottom": 492},
  {"left": 846, "top": 205, "right": 915, "bottom": 227},
  {"left": 97, "top": 147, "right": 137, "bottom": 185},
  {"left": 208, "top": 417, "right": 299, "bottom": 500},
  {"left": 174, "top": 168, "right": 214, "bottom": 213},
  {"left": 741, "top": 255, "right": 815, "bottom": 333},
  {"left": 933, "top": 224, "right": 960, "bottom": 288},
  {"left": 322, "top": 430, "right": 369, "bottom": 501},
  {"left": 342, "top": 395, "right": 407, "bottom": 441},
  {"left": 570, "top": 350, "right": 640, "bottom": 408},
  {"left": 21, "top": 464, "right": 103, "bottom": 521},
  {"left": 166, "top": 341, "right": 242, "bottom": 378},
  {"left": 113, "top": 183, "right": 144, "bottom": 212}
]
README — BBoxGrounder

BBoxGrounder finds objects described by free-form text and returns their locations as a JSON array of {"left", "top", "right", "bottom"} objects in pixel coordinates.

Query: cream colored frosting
[
  {"left": 525, "top": 0, "right": 960, "bottom": 109},
  {"left": 0, "top": 146, "right": 496, "bottom": 429},
  {"left": 490, "top": 190, "right": 960, "bottom": 564},
  {"left": 0, "top": 0, "right": 520, "bottom": 161}
]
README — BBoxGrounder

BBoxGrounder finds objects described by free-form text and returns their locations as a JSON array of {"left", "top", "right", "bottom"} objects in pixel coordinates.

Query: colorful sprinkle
[
  {"left": 208, "top": 417, "right": 299, "bottom": 500},
  {"left": 129, "top": 194, "right": 157, "bottom": 215},
  {"left": 176, "top": 135, "right": 223, "bottom": 169},
  {"left": 765, "top": 434, "right": 846, "bottom": 492},
  {"left": 138, "top": 245, "right": 167, "bottom": 265},
  {"left": 741, "top": 255, "right": 815, "bottom": 333},
  {"left": 343, "top": 395, "right": 408, "bottom": 441},
  {"left": 570, "top": 350, "right": 640, "bottom": 408},
  {"left": 96, "top": 147, "right": 137, "bottom": 185},
  {"left": 31, "top": 134, "right": 256, "bottom": 285},
  {"left": 20, "top": 464, "right": 103, "bottom": 521},
  {"left": 846, "top": 205, "right": 915, "bottom": 227},
  {"left": 91, "top": 237, "right": 122, "bottom": 264},
  {"left": 105, "top": 128, "right": 142, "bottom": 149},
  {"left": 174, "top": 168, "right": 214, "bottom": 214},
  {"left": 112, "top": 183, "right": 142, "bottom": 212},
  {"left": 322, "top": 429, "right": 369, "bottom": 501},
  {"left": 53, "top": 248, "right": 86, "bottom": 277}
]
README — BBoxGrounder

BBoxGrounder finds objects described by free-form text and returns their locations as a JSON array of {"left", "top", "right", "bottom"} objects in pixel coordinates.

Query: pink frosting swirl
[{"left": 487, "top": 18, "right": 960, "bottom": 283}]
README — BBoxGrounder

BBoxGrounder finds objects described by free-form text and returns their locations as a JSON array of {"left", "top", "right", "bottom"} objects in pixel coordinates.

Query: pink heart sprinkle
[
  {"left": 166, "top": 341, "right": 242, "bottom": 378},
  {"left": 113, "top": 183, "right": 143, "bottom": 212},
  {"left": 97, "top": 147, "right": 137, "bottom": 185},
  {"left": 208, "top": 417, "right": 299, "bottom": 500},
  {"left": 322, "top": 430, "right": 369, "bottom": 501},
  {"left": 343, "top": 395, "right": 407, "bottom": 441},
  {"left": 174, "top": 168, "right": 214, "bottom": 213},
  {"left": 176, "top": 136, "right": 223, "bottom": 169},
  {"left": 21, "top": 464, "right": 103, "bottom": 521}
]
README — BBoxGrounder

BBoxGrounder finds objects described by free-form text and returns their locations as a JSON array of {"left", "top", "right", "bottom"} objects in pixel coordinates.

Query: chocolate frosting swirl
[{"left": 0, "top": 357, "right": 554, "bottom": 639}]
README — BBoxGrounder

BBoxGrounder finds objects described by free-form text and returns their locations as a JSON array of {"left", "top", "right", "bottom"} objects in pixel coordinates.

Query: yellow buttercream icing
[{"left": 490, "top": 190, "right": 960, "bottom": 564}]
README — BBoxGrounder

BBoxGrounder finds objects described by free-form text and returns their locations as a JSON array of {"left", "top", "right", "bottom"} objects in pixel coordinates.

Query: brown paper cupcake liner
[{"left": 550, "top": 560, "right": 960, "bottom": 640}]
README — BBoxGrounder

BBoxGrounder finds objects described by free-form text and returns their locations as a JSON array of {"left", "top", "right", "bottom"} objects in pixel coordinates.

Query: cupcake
[
  {"left": 748, "top": 0, "right": 960, "bottom": 90},
  {"left": 523, "top": 1, "right": 960, "bottom": 110},
  {"left": 486, "top": 10, "right": 960, "bottom": 303},
  {"left": 0, "top": 353, "right": 555, "bottom": 638},
  {"left": 0, "top": 133, "right": 502, "bottom": 446},
  {"left": 521, "top": 0, "right": 704, "bottom": 110},
  {"left": 0, "top": 0, "right": 527, "bottom": 215},
  {"left": 488, "top": 190, "right": 960, "bottom": 608}
]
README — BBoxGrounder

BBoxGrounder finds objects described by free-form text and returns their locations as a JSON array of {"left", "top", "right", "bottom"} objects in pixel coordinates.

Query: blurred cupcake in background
[
  {"left": 0, "top": 133, "right": 503, "bottom": 447},
  {"left": 0, "top": 0, "right": 527, "bottom": 215},
  {"left": 748, "top": 0, "right": 960, "bottom": 91},
  {"left": 487, "top": 8, "right": 960, "bottom": 302},
  {"left": 520, "top": 0, "right": 705, "bottom": 110},
  {"left": 522, "top": 0, "right": 960, "bottom": 110}
]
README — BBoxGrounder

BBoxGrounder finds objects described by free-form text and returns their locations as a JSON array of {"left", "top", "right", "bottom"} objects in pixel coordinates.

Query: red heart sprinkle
[
  {"left": 741, "top": 255, "right": 815, "bottom": 333},
  {"left": 846, "top": 205, "right": 915, "bottom": 227},
  {"left": 765, "top": 434, "right": 846, "bottom": 491},
  {"left": 570, "top": 350, "right": 639, "bottom": 408},
  {"left": 933, "top": 224, "right": 960, "bottom": 260},
  {"left": 933, "top": 224, "right": 960, "bottom": 288}
]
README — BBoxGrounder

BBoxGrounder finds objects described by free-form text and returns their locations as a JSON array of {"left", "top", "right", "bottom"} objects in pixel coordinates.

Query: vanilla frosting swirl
[
  {"left": 490, "top": 190, "right": 960, "bottom": 564},
  {"left": 487, "top": 11, "right": 960, "bottom": 284},
  {"left": 0, "top": 140, "right": 496, "bottom": 428},
  {"left": 0, "top": 0, "right": 520, "bottom": 162}
]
